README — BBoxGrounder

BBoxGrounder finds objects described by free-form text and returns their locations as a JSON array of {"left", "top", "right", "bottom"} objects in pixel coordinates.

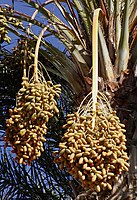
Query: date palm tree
[{"left": 1, "top": 0, "right": 137, "bottom": 199}]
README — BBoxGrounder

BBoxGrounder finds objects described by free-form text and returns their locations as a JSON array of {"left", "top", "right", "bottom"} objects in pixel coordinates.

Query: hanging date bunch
[
  {"left": 12, "top": 38, "right": 35, "bottom": 66},
  {"left": 53, "top": 9, "right": 129, "bottom": 193},
  {"left": 5, "top": 26, "right": 61, "bottom": 165},
  {"left": 0, "top": 7, "right": 11, "bottom": 43},
  {"left": 0, "top": 6, "right": 23, "bottom": 44},
  {"left": 5, "top": 76, "right": 61, "bottom": 165},
  {"left": 53, "top": 93, "right": 129, "bottom": 192}
]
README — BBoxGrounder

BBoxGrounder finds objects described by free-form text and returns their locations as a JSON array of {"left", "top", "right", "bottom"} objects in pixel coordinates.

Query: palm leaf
[
  {"left": 115, "top": 0, "right": 130, "bottom": 74},
  {"left": 114, "top": 0, "right": 121, "bottom": 50},
  {"left": 98, "top": 25, "right": 115, "bottom": 81},
  {"left": 73, "top": 0, "right": 93, "bottom": 44},
  {"left": 22, "top": 0, "right": 90, "bottom": 74}
]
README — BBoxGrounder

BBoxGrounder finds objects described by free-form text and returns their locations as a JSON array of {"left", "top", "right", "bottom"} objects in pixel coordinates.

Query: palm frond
[{"left": 115, "top": 0, "right": 130, "bottom": 74}]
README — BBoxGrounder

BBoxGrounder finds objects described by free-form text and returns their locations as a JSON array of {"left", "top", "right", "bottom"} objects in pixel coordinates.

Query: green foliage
[
  {"left": 1, "top": 0, "right": 137, "bottom": 199},
  {"left": 0, "top": 150, "right": 71, "bottom": 199},
  {"left": 0, "top": 46, "right": 76, "bottom": 199},
  {"left": 0, "top": 0, "right": 137, "bottom": 93}
]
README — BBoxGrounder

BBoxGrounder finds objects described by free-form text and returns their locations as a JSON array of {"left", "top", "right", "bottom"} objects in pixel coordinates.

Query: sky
[
  {"left": 1, "top": 0, "right": 66, "bottom": 51},
  {"left": 0, "top": 0, "right": 66, "bottom": 128},
  {"left": 1, "top": 0, "right": 40, "bottom": 49},
  {"left": 0, "top": 0, "right": 66, "bottom": 153}
]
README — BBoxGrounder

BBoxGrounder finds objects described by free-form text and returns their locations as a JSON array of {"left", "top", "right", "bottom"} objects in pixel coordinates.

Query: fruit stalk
[
  {"left": 92, "top": 8, "right": 101, "bottom": 129},
  {"left": 34, "top": 25, "right": 50, "bottom": 81}
]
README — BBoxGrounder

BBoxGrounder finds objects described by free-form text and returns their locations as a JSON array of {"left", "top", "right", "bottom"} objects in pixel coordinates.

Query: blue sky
[{"left": 1, "top": 0, "right": 66, "bottom": 51}]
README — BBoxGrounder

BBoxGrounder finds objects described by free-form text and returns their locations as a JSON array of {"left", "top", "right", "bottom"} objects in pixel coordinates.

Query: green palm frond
[
  {"left": 1, "top": 0, "right": 137, "bottom": 84},
  {"left": 115, "top": 0, "right": 130, "bottom": 74},
  {"left": 1, "top": 0, "right": 137, "bottom": 199},
  {"left": 0, "top": 150, "right": 67, "bottom": 199}
]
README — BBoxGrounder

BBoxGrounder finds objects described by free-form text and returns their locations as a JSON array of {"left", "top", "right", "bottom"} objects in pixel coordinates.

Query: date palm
[{"left": 1, "top": 0, "right": 137, "bottom": 199}]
